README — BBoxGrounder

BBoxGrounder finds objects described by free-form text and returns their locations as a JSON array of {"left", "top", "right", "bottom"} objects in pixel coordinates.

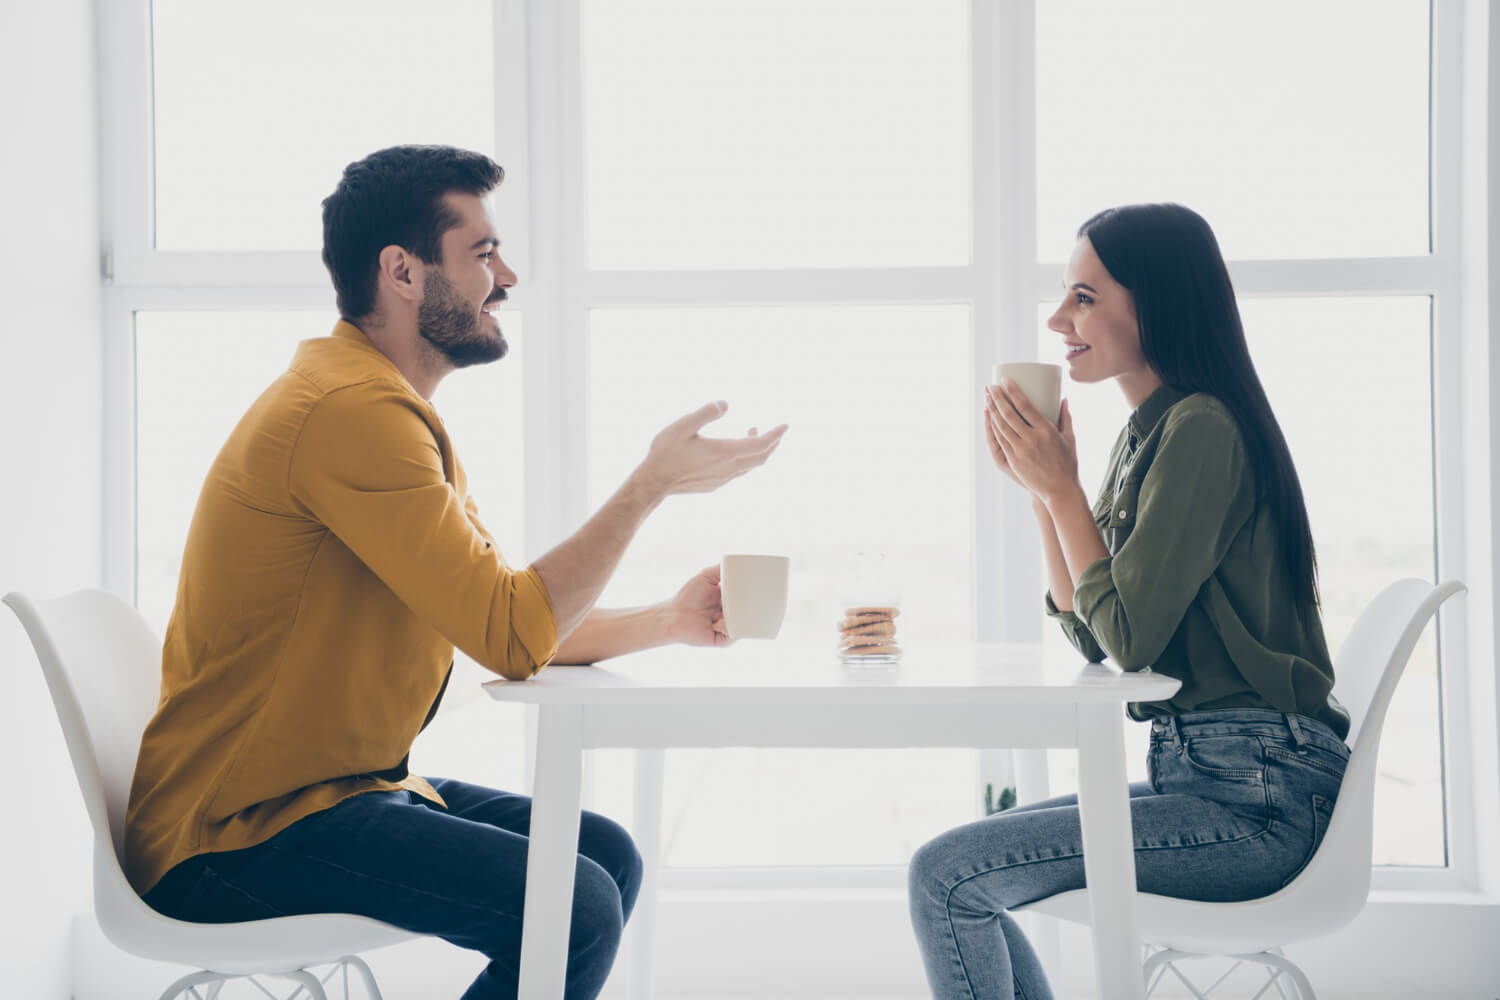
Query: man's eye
[{"left": 479, "top": 252, "right": 494, "bottom": 261}]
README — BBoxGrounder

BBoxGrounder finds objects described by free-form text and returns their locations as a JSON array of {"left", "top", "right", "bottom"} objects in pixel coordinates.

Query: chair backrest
[
  {"left": 1283, "top": 578, "right": 1464, "bottom": 925},
  {"left": 4, "top": 590, "right": 165, "bottom": 907}
]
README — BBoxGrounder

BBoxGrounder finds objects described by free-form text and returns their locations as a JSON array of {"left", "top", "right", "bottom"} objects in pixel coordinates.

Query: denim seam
[
  {"left": 263, "top": 843, "right": 524, "bottom": 923},
  {"left": 939, "top": 822, "right": 1276, "bottom": 917},
  {"left": 199, "top": 867, "right": 292, "bottom": 920}
]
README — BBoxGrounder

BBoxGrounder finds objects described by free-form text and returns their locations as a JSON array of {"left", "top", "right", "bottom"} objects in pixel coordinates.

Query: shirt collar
[
  {"left": 1127, "top": 383, "right": 1189, "bottom": 443},
  {"left": 327, "top": 319, "right": 422, "bottom": 395}
]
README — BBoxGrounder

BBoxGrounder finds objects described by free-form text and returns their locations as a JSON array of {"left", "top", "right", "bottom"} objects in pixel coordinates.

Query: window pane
[
  {"left": 1035, "top": 1, "right": 1430, "bottom": 261},
  {"left": 151, "top": 0, "right": 494, "bottom": 250},
  {"left": 583, "top": 0, "right": 971, "bottom": 270},
  {"left": 586, "top": 305, "right": 975, "bottom": 866},
  {"left": 1035, "top": 297, "right": 1442, "bottom": 867}
]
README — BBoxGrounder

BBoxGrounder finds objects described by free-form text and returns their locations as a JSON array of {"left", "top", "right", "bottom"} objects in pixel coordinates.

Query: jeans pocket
[
  {"left": 1180, "top": 735, "right": 1265, "bottom": 782},
  {"left": 1265, "top": 743, "right": 1347, "bottom": 784}
]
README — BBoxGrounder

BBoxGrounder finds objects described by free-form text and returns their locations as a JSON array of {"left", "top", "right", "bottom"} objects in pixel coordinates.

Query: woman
[{"left": 907, "top": 203, "right": 1351, "bottom": 1000}]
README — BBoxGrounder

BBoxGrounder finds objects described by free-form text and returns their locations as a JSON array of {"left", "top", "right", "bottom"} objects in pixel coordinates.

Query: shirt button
[{"left": 1118, "top": 509, "right": 1129, "bottom": 519}]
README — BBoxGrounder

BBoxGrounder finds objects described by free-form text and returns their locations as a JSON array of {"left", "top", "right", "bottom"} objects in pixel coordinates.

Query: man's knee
[
  {"left": 580, "top": 811, "right": 644, "bottom": 912},
  {"left": 569, "top": 860, "right": 626, "bottom": 955}
]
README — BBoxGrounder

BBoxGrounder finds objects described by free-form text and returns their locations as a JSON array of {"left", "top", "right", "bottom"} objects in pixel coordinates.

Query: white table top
[{"left": 483, "top": 640, "right": 1180, "bottom": 706}]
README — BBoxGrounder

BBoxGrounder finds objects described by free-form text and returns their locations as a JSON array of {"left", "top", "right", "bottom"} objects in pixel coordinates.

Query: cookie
[
  {"left": 838, "top": 620, "right": 896, "bottom": 639},
  {"left": 845, "top": 606, "right": 900, "bottom": 619},
  {"left": 840, "top": 642, "right": 901, "bottom": 658},
  {"left": 839, "top": 613, "right": 894, "bottom": 631}
]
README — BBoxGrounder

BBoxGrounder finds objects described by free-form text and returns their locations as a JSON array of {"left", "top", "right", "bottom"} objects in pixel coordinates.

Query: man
[{"left": 124, "top": 144, "right": 786, "bottom": 999}]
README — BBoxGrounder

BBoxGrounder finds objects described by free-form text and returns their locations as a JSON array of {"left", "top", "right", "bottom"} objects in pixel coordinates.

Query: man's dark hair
[{"left": 321, "top": 145, "right": 504, "bottom": 321}]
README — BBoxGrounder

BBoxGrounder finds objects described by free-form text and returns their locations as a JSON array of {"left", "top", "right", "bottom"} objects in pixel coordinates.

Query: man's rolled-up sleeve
[
  {"left": 288, "top": 382, "right": 558, "bottom": 679},
  {"left": 1072, "top": 408, "right": 1253, "bottom": 672}
]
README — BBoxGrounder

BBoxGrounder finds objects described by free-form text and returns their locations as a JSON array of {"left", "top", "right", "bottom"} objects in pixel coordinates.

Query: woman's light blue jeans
[{"left": 908, "top": 709, "right": 1349, "bottom": 1000}]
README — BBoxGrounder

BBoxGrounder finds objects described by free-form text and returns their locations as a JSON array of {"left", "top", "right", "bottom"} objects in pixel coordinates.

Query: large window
[{"left": 106, "top": 0, "right": 1472, "bottom": 914}]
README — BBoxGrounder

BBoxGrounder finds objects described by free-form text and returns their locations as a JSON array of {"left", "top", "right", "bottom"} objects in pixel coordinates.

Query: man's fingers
[{"left": 672, "top": 400, "right": 729, "bottom": 436}]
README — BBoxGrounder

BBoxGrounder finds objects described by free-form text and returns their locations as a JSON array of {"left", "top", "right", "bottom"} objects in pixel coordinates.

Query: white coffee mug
[
  {"left": 720, "top": 554, "right": 791, "bottom": 640},
  {"left": 993, "top": 362, "right": 1063, "bottom": 427}
]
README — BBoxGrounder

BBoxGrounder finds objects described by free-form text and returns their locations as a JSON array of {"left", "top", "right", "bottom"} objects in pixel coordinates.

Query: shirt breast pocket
[{"left": 1107, "top": 477, "right": 1141, "bottom": 551}]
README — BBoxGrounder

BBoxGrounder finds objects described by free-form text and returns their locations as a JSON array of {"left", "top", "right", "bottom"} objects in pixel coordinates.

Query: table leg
[
  {"left": 518, "top": 704, "right": 584, "bottom": 1000},
  {"left": 1075, "top": 703, "right": 1145, "bottom": 1000},
  {"left": 627, "top": 749, "right": 665, "bottom": 1000}
]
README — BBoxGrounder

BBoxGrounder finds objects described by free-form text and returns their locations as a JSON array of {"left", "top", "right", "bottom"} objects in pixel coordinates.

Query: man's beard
[{"left": 417, "top": 269, "right": 508, "bottom": 368}]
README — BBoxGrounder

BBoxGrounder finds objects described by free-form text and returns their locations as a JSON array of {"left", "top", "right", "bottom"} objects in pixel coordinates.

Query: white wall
[{"left": 0, "top": 0, "right": 104, "bottom": 995}]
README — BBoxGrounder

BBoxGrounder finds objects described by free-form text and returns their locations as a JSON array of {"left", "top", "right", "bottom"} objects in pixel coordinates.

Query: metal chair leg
[
  {"left": 270, "top": 969, "right": 329, "bottom": 999},
  {"left": 1241, "top": 950, "right": 1316, "bottom": 1000},
  {"left": 340, "top": 955, "right": 385, "bottom": 1000},
  {"left": 158, "top": 970, "right": 230, "bottom": 1000}
]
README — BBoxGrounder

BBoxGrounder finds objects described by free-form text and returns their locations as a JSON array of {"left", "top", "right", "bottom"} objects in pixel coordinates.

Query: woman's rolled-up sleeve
[{"left": 1072, "top": 407, "right": 1254, "bottom": 672}]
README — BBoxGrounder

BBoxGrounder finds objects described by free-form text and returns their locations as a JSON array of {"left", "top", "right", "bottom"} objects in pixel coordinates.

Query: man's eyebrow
[{"left": 470, "top": 236, "right": 500, "bottom": 250}]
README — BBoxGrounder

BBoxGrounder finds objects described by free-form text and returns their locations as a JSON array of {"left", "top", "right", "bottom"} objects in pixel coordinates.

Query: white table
[{"left": 484, "top": 641, "right": 1179, "bottom": 1000}]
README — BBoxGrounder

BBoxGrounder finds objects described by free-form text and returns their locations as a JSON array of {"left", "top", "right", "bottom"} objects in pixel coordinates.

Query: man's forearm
[
  {"left": 1034, "top": 497, "right": 1077, "bottom": 611},
  {"left": 551, "top": 604, "right": 677, "bottom": 665},
  {"left": 530, "top": 471, "right": 665, "bottom": 640}
]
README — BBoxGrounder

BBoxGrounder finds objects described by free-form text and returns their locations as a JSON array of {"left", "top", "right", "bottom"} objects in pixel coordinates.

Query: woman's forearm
[
  {"left": 1035, "top": 497, "right": 1078, "bottom": 611},
  {"left": 1045, "top": 483, "right": 1112, "bottom": 588}
]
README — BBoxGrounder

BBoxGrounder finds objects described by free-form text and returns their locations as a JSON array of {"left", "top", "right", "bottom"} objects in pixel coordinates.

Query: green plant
[{"left": 984, "top": 782, "right": 1017, "bottom": 816}]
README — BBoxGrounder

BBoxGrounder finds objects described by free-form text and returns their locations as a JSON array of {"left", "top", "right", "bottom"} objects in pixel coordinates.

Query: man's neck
[{"left": 355, "top": 318, "right": 449, "bottom": 401}]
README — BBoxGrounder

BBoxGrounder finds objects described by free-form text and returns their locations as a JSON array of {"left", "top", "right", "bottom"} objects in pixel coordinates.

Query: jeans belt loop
[{"left": 1286, "top": 713, "right": 1308, "bottom": 748}]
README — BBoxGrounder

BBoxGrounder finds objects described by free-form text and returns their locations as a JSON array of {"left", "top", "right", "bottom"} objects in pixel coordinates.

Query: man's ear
[{"left": 376, "top": 245, "right": 424, "bottom": 307}]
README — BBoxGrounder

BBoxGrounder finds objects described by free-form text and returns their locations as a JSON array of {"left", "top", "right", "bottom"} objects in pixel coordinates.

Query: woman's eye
[{"left": 1076, "top": 293, "right": 1094, "bottom": 306}]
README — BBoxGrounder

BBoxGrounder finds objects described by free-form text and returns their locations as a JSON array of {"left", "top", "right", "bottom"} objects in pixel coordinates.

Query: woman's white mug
[
  {"left": 992, "top": 362, "right": 1062, "bottom": 427},
  {"left": 720, "top": 554, "right": 791, "bottom": 639}
]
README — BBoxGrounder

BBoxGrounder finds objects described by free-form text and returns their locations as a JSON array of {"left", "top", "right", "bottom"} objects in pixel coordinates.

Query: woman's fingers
[{"left": 987, "top": 387, "right": 1024, "bottom": 445}]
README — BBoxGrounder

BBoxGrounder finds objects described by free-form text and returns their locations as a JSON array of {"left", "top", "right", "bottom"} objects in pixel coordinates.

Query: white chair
[
  {"left": 1016, "top": 577, "right": 1466, "bottom": 999},
  {"left": 4, "top": 589, "right": 420, "bottom": 1000}
]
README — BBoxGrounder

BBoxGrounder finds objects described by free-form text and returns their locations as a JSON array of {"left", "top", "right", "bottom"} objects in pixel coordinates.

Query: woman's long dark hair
[{"left": 1079, "top": 203, "right": 1320, "bottom": 616}]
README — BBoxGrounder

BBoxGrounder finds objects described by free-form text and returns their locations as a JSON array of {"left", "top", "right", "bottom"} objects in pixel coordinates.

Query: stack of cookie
[{"left": 838, "top": 606, "right": 901, "bottom": 661}]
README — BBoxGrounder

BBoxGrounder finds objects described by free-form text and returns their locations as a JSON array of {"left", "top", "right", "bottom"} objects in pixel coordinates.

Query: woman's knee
[{"left": 909, "top": 831, "right": 964, "bottom": 905}]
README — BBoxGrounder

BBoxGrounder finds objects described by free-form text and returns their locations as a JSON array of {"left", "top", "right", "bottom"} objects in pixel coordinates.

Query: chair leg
[
  {"left": 1242, "top": 949, "right": 1316, "bottom": 1000},
  {"left": 269, "top": 969, "right": 329, "bottom": 999},
  {"left": 340, "top": 955, "right": 385, "bottom": 1000},
  {"left": 158, "top": 970, "right": 230, "bottom": 1000}
]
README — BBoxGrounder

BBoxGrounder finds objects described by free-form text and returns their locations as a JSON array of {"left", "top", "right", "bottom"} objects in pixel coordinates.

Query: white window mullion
[
  {"left": 98, "top": 0, "right": 155, "bottom": 285},
  {"left": 977, "top": 0, "right": 1041, "bottom": 646},
  {"left": 1425, "top": 0, "right": 1478, "bottom": 892}
]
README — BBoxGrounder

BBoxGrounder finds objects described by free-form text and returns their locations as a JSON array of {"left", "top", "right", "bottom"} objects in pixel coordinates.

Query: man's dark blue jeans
[{"left": 144, "top": 777, "right": 643, "bottom": 1000}]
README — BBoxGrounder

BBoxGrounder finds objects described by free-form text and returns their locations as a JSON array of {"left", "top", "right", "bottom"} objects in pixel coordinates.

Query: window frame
[{"left": 98, "top": 0, "right": 1489, "bottom": 895}]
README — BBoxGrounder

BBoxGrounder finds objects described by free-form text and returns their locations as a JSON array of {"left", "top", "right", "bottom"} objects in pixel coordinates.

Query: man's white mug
[
  {"left": 993, "top": 362, "right": 1063, "bottom": 427},
  {"left": 720, "top": 554, "right": 791, "bottom": 640}
]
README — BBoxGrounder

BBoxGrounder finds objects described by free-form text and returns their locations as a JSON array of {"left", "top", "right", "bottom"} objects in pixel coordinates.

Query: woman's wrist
[{"left": 1041, "top": 480, "right": 1088, "bottom": 514}]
